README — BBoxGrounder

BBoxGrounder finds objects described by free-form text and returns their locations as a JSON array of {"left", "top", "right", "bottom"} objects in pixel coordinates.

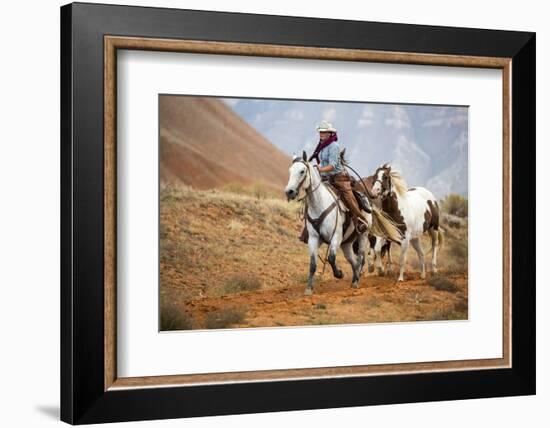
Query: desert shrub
[
  {"left": 442, "top": 213, "right": 467, "bottom": 229},
  {"left": 441, "top": 194, "right": 468, "bottom": 218},
  {"left": 224, "top": 274, "right": 262, "bottom": 294},
  {"left": 449, "top": 239, "right": 468, "bottom": 266},
  {"left": 316, "top": 317, "right": 338, "bottom": 325},
  {"left": 160, "top": 240, "right": 191, "bottom": 266},
  {"left": 428, "top": 305, "right": 465, "bottom": 321},
  {"left": 365, "top": 298, "right": 382, "bottom": 309},
  {"left": 205, "top": 308, "right": 246, "bottom": 329},
  {"left": 454, "top": 297, "right": 469, "bottom": 313},
  {"left": 160, "top": 189, "right": 185, "bottom": 203},
  {"left": 428, "top": 275, "right": 459, "bottom": 293},
  {"left": 160, "top": 301, "right": 194, "bottom": 331},
  {"left": 445, "top": 262, "right": 468, "bottom": 276}
]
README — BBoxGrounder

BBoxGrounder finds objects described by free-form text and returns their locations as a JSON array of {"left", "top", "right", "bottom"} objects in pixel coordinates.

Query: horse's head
[
  {"left": 372, "top": 163, "right": 393, "bottom": 197},
  {"left": 285, "top": 151, "right": 312, "bottom": 200}
]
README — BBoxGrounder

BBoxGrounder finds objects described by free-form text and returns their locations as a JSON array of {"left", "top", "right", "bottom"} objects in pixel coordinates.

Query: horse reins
[
  {"left": 292, "top": 159, "right": 322, "bottom": 202},
  {"left": 341, "top": 159, "right": 376, "bottom": 201},
  {"left": 370, "top": 168, "right": 392, "bottom": 199}
]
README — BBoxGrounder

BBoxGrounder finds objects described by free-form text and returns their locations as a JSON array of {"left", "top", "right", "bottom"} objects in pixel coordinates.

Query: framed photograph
[{"left": 61, "top": 2, "right": 535, "bottom": 424}]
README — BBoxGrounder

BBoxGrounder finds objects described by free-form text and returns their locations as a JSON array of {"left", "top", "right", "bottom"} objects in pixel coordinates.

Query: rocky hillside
[{"left": 160, "top": 96, "right": 292, "bottom": 191}]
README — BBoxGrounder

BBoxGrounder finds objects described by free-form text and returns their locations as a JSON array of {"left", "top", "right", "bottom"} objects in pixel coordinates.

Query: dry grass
[
  {"left": 220, "top": 181, "right": 283, "bottom": 200},
  {"left": 448, "top": 239, "right": 468, "bottom": 265},
  {"left": 160, "top": 299, "right": 194, "bottom": 331},
  {"left": 365, "top": 298, "right": 382, "bottom": 310},
  {"left": 159, "top": 184, "right": 303, "bottom": 302},
  {"left": 442, "top": 213, "right": 467, "bottom": 229},
  {"left": 228, "top": 219, "right": 245, "bottom": 232},
  {"left": 428, "top": 306, "right": 465, "bottom": 321},
  {"left": 454, "top": 297, "right": 469, "bottom": 312},
  {"left": 205, "top": 307, "right": 247, "bottom": 329},
  {"left": 428, "top": 275, "right": 459, "bottom": 293},
  {"left": 223, "top": 274, "right": 262, "bottom": 294},
  {"left": 441, "top": 193, "right": 468, "bottom": 218}
]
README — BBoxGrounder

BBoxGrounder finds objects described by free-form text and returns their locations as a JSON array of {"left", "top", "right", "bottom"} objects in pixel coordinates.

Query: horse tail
[
  {"left": 370, "top": 207, "right": 403, "bottom": 244},
  {"left": 425, "top": 228, "right": 444, "bottom": 256}
]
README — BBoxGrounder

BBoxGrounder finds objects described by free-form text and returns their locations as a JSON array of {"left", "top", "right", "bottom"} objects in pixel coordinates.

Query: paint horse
[
  {"left": 350, "top": 175, "right": 393, "bottom": 274},
  {"left": 285, "top": 152, "right": 403, "bottom": 295},
  {"left": 371, "top": 164, "right": 443, "bottom": 281}
]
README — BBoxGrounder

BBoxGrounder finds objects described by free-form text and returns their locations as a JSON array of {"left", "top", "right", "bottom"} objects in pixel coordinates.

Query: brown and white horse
[
  {"left": 351, "top": 175, "right": 392, "bottom": 274},
  {"left": 371, "top": 164, "right": 443, "bottom": 281}
]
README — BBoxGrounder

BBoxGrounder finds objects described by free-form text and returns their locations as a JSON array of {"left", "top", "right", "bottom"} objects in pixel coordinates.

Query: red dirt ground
[{"left": 160, "top": 186, "right": 468, "bottom": 330}]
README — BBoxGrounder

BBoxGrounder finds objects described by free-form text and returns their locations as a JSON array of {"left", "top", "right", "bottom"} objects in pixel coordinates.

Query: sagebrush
[{"left": 441, "top": 193, "right": 468, "bottom": 218}]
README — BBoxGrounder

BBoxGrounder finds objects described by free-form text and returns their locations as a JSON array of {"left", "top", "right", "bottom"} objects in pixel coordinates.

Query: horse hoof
[
  {"left": 351, "top": 282, "right": 359, "bottom": 289},
  {"left": 421, "top": 273, "right": 426, "bottom": 280},
  {"left": 368, "top": 265, "right": 375, "bottom": 273},
  {"left": 397, "top": 277, "right": 404, "bottom": 282},
  {"left": 304, "top": 288, "right": 313, "bottom": 296},
  {"left": 335, "top": 270, "right": 344, "bottom": 279},
  {"left": 377, "top": 268, "right": 385, "bottom": 277}
]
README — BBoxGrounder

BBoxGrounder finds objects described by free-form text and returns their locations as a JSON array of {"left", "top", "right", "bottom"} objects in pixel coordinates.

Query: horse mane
[
  {"left": 389, "top": 170, "right": 408, "bottom": 197},
  {"left": 307, "top": 160, "right": 320, "bottom": 180}
]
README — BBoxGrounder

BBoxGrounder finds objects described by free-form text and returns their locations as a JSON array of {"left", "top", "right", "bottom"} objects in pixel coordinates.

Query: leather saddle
[
  {"left": 323, "top": 179, "right": 372, "bottom": 214},
  {"left": 322, "top": 180, "right": 348, "bottom": 212},
  {"left": 353, "top": 189, "right": 372, "bottom": 213}
]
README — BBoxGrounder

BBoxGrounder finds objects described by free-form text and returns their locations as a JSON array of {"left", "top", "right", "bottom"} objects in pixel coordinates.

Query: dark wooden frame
[
  {"left": 105, "top": 37, "right": 514, "bottom": 389},
  {"left": 61, "top": 2, "right": 535, "bottom": 424}
]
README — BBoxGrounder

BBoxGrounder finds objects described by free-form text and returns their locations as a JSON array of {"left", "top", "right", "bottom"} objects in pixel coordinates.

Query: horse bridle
[
  {"left": 292, "top": 159, "right": 322, "bottom": 199},
  {"left": 374, "top": 168, "right": 392, "bottom": 199}
]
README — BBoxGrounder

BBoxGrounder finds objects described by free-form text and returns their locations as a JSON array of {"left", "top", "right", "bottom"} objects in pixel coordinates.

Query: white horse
[
  {"left": 371, "top": 164, "right": 443, "bottom": 281},
  {"left": 285, "top": 152, "right": 402, "bottom": 295}
]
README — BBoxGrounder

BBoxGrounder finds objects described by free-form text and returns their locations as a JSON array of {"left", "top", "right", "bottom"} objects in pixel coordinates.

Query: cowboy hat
[{"left": 316, "top": 120, "right": 337, "bottom": 133}]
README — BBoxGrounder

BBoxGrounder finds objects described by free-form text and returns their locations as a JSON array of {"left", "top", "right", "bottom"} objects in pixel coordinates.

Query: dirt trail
[
  {"left": 182, "top": 271, "right": 468, "bottom": 329},
  {"left": 160, "top": 185, "right": 469, "bottom": 330}
]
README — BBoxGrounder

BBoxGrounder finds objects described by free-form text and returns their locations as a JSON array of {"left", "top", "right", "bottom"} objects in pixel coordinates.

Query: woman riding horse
[{"left": 299, "top": 121, "right": 369, "bottom": 243}]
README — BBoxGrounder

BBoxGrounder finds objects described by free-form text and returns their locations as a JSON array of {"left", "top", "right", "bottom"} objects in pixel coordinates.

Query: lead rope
[{"left": 341, "top": 158, "right": 372, "bottom": 199}]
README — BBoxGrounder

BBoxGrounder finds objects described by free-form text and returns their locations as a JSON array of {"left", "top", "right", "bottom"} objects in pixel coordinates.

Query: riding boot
[
  {"left": 352, "top": 216, "right": 368, "bottom": 234},
  {"left": 331, "top": 173, "right": 369, "bottom": 234}
]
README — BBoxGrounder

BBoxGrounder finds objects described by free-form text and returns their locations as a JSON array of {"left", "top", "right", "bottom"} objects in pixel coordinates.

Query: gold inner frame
[{"left": 104, "top": 36, "right": 512, "bottom": 391}]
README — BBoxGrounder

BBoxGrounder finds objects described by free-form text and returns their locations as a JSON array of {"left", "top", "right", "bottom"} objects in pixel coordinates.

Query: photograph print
[{"left": 159, "top": 95, "right": 469, "bottom": 331}]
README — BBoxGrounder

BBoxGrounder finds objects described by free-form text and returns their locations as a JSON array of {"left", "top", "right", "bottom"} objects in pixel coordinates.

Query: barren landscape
[
  {"left": 160, "top": 95, "right": 291, "bottom": 190},
  {"left": 159, "top": 95, "right": 469, "bottom": 330},
  {"left": 160, "top": 185, "right": 469, "bottom": 330}
]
